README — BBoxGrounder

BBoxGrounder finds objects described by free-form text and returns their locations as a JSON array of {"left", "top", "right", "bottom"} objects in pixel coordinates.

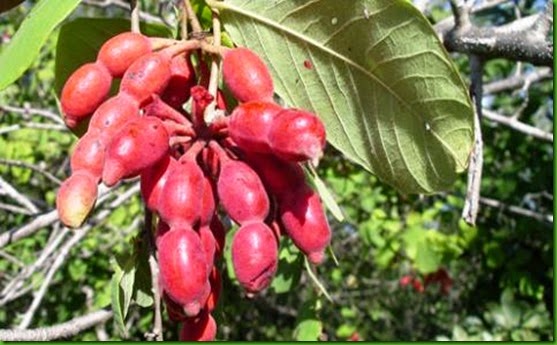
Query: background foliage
[{"left": 0, "top": 0, "right": 553, "bottom": 341}]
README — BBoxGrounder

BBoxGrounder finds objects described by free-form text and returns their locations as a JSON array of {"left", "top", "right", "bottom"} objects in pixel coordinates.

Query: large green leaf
[
  {"left": 54, "top": 18, "right": 173, "bottom": 95},
  {"left": 0, "top": 0, "right": 81, "bottom": 91},
  {"left": 216, "top": 0, "right": 474, "bottom": 194}
]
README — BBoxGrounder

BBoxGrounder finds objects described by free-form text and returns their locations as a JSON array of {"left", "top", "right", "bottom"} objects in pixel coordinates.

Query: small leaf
[
  {"left": 110, "top": 257, "right": 127, "bottom": 337},
  {"left": 0, "top": 0, "right": 81, "bottom": 90},
  {"left": 217, "top": 0, "right": 474, "bottom": 194},
  {"left": 271, "top": 239, "right": 303, "bottom": 294},
  {"left": 54, "top": 18, "right": 173, "bottom": 95},
  {"left": 294, "top": 299, "right": 323, "bottom": 341},
  {"left": 120, "top": 257, "right": 136, "bottom": 319}
]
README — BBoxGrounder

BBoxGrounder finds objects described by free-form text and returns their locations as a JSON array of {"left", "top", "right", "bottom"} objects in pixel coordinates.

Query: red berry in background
[
  {"left": 242, "top": 152, "right": 306, "bottom": 199},
  {"left": 97, "top": 32, "right": 152, "bottom": 77},
  {"left": 231, "top": 222, "right": 278, "bottom": 293},
  {"left": 399, "top": 275, "right": 413, "bottom": 287},
  {"left": 60, "top": 62, "right": 112, "bottom": 127},
  {"left": 179, "top": 310, "right": 217, "bottom": 341},
  {"left": 412, "top": 278, "right": 425, "bottom": 293},
  {"left": 279, "top": 185, "right": 331, "bottom": 265},
  {"left": 102, "top": 116, "right": 169, "bottom": 186},
  {"left": 120, "top": 52, "right": 172, "bottom": 106},
  {"left": 157, "top": 158, "right": 204, "bottom": 228},
  {"left": 222, "top": 47, "right": 274, "bottom": 103},
  {"left": 217, "top": 158, "right": 270, "bottom": 225},
  {"left": 268, "top": 108, "right": 326, "bottom": 162},
  {"left": 56, "top": 171, "right": 98, "bottom": 228},
  {"left": 229, "top": 101, "right": 282, "bottom": 153},
  {"left": 161, "top": 53, "right": 196, "bottom": 109},
  {"left": 88, "top": 93, "right": 139, "bottom": 136},
  {"left": 158, "top": 226, "right": 210, "bottom": 317},
  {"left": 70, "top": 132, "right": 106, "bottom": 182},
  {"left": 140, "top": 154, "right": 178, "bottom": 212}
]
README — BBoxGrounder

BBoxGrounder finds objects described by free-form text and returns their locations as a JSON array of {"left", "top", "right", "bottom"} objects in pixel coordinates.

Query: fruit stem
[
  {"left": 161, "top": 39, "right": 202, "bottom": 58},
  {"left": 129, "top": 0, "right": 140, "bottom": 34},
  {"left": 180, "top": 0, "right": 189, "bottom": 39},
  {"left": 203, "top": 10, "right": 222, "bottom": 125},
  {"left": 184, "top": 0, "right": 202, "bottom": 34}
]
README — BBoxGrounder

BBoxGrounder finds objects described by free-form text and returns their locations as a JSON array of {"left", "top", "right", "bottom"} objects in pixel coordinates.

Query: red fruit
[
  {"left": 209, "top": 216, "right": 226, "bottom": 259},
  {"left": 412, "top": 278, "right": 425, "bottom": 293},
  {"left": 102, "top": 116, "right": 169, "bottom": 186},
  {"left": 161, "top": 53, "right": 196, "bottom": 109},
  {"left": 120, "top": 52, "right": 172, "bottom": 106},
  {"left": 60, "top": 62, "right": 112, "bottom": 127},
  {"left": 217, "top": 159, "right": 269, "bottom": 225},
  {"left": 222, "top": 47, "right": 274, "bottom": 103},
  {"left": 229, "top": 101, "right": 282, "bottom": 153},
  {"left": 199, "top": 225, "right": 216, "bottom": 270},
  {"left": 279, "top": 185, "right": 331, "bottom": 265},
  {"left": 231, "top": 222, "right": 278, "bottom": 293},
  {"left": 140, "top": 154, "right": 178, "bottom": 212},
  {"left": 144, "top": 95, "right": 190, "bottom": 125},
  {"left": 205, "top": 267, "right": 221, "bottom": 312},
  {"left": 268, "top": 108, "right": 326, "bottom": 162},
  {"left": 242, "top": 152, "right": 305, "bottom": 199},
  {"left": 56, "top": 171, "right": 98, "bottom": 228},
  {"left": 88, "top": 93, "right": 139, "bottom": 135},
  {"left": 179, "top": 311, "right": 217, "bottom": 341},
  {"left": 158, "top": 226, "right": 210, "bottom": 316},
  {"left": 97, "top": 32, "right": 152, "bottom": 77},
  {"left": 163, "top": 292, "right": 187, "bottom": 322},
  {"left": 399, "top": 275, "right": 413, "bottom": 287},
  {"left": 70, "top": 132, "right": 106, "bottom": 181},
  {"left": 157, "top": 158, "right": 204, "bottom": 228},
  {"left": 199, "top": 175, "right": 216, "bottom": 226}
]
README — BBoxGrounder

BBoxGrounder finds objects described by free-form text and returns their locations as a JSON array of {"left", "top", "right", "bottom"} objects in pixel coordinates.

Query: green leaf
[
  {"left": 294, "top": 299, "right": 323, "bottom": 341},
  {"left": 54, "top": 18, "right": 173, "bottom": 95},
  {"left": 119, "top": 257, "right": 136, "bottom": 319},
  {"left": 110, "top": 257, "right": 127, "bottom": 337},
  {"left": 306, "top": 165, "right": 345, "bottom": 221},
  {"left": 217, "top": 0, "right": 474, "bottom": 193},
  {"left": 0, "top": 0, "right": 81, "bottom": 91},
  {"left": 271, "top": 239, "right": 303, "bottom": 294}
]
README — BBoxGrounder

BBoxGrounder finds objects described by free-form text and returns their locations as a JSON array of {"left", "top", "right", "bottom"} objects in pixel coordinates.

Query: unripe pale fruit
[
  {"left": 161, "top": 53, "right": 196, "bottom": 109},
  {"left": 88, "top": 93, "right": 139, "bottom": 135},
  {"left": 179, "top": 311, "right": 217, "bottom": 341},
  {"left": 217, "top": 159, "right": 269, "bottom": 224},
  {"left": 120, "top": 52, "right": 172, "bottom": 106},
  {"left": 158, "top": 226, "right": 210, "bottom": 317},
  {"left": 102, "top": 116, "right": 169, "bottom": 186},
  {"left": 140, "top": 154, "right": 178, "bottom": 212},
  {"left": 229, "top": 101, "right": 282, "bottom": 153},
  {"left": 157, "top": 158, "right": 204, "bottom": 228},
  {"left": 61, "top": 62, "right": 112, "bottom": 126},
  {"left": 70, "top": 132, "right": 106, "bottom": 181},
  {"left": 268, "top": 108, "right": 326, "bottom": 162},
  {"left": 222, "top": 47, "right": 274, "bottom": 103},
  {"left": 231, "top": 222, "right": 278, "bottom": 293},
  {"left": 279, "top": 185, "right": 331, "bottom": 265},
  {"left": 97, "top": 32, "right": 152, "bottom": 77},
  {"left": 242, "top": 152, "right": 305, "bottom": 199},
  {"left": 56, "top": 171, "right": 98, "bottom": 228}
]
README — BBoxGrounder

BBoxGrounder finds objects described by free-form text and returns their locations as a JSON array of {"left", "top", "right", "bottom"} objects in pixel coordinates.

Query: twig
[
  {"left": 129, "top": 0, "right": 140, "bottom": 33},
  {"left": 461, "top": 55, "right": 484, "bottom": 226},
  {"left": 0, "top": 310, "right": 113, "bottom": 341},
  {"left": 482, "top": 108, "right": 553, "bottom": 142},
  {"left": 0, "top": 176, "right": 40, "bottom": 214},
  {"left": 480, "top": 196, "right": 553, "bottom": 223},
  {"left": 0, "top": 104, "right": 64, "bottom": 125},
  {"left": 0, "top": 158, "right": 62, "bottom": 185},
  {"left": 483, "top": 67, "right": 552, "bottom": 94},
  {"left": 183, "top": 0, "right": 202, "bottom": 35},
  {"left": 81, "top": 0, "right": 162, "bottom": 24},
  {"left": 180, "top": 0, "right": 188, "bottom": 39},
  {"left": 144, "top": 208, "right": 163, "bottom": 341}
]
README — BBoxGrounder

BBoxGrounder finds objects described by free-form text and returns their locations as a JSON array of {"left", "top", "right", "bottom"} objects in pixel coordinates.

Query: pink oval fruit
[
  {"left": 56, "top": 171, "right": 98, "bottom": 228},
  {"left": 231, "top": 222, "right": 278, "bottom": 293},
  {"left": 88, "top": 93, "right": 139, "bottom": 136},
  {"left": 120, "top": 52, "right": 172, "bottom": 106},
  {"left": 102, "top": 116, "right": 169, "bottom": 186},
  {"left": 61, "top": 62, "right": 112, "bottom": 127},
  {"left": 222, "top": 47, "right": 274, "bottom": 103},
  {"left": 268, "top": 108, "right": 326, "bottom": 162},
  {"left": 161, "top": 53, "right": 196, "bottom": 109},
  {"left": 279, "top": 185, "right": 331, "bottom": 265},
  {"left": 158, "top": 226, "right": 210, "bottom": 317},
  {"left": 97, "top": 32, "right": 152, "bottom": 77},
  {"left": 229, "top": 101, "right": 282, "bottom": 153},
  {"left": 140, "top": 154, "right": 178, "bottom": 212},
  {"left": 217, "top": 159, "right": 269, "bottom": 225},
  {"left": 70, "top": 132, "right": 106, "bottom": 181}
]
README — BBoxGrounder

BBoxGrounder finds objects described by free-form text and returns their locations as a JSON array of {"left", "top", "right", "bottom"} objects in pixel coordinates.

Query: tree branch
[
  {"left": 482, "top": 108, "right": 553, "bottom": 142},
  {"left": 0, "top": 310, "right": 113, "bottom": 341}
]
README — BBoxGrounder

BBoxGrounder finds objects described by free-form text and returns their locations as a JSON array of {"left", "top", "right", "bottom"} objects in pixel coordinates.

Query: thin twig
[
  {"left": 144, "top": 208, "right": 163, "bottom": 341},
  {"left": 180, "top": 0, "right": 188, "bottom": 39},
  {"left": 480, "top": 196, "right": 553, "bottom": 223},
  {"left": 482, "top": 108, "right": 553, "bottom": 142},
  {"left": 0, "top": 158, "right": 62, "bottom": 185},
  {"left": 461, "top": 55, "right": 484, "bottom": 226},
  {"left": 183, "top": 0, "right": 202, "bottom": 34},
  {"left": 129, "top": 0, "right": 140, "bottom": 33},
  {"left": 0, "top": 176, "right": 40, "bottom": 214}
]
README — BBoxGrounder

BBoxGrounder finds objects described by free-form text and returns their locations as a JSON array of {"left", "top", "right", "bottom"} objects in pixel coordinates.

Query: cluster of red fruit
[
  {"left": 55, "top": 31, "right": 332, "bottom": 341},
  {"left": 399, "top": 268, "right": 453, "bottom": 295}
]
